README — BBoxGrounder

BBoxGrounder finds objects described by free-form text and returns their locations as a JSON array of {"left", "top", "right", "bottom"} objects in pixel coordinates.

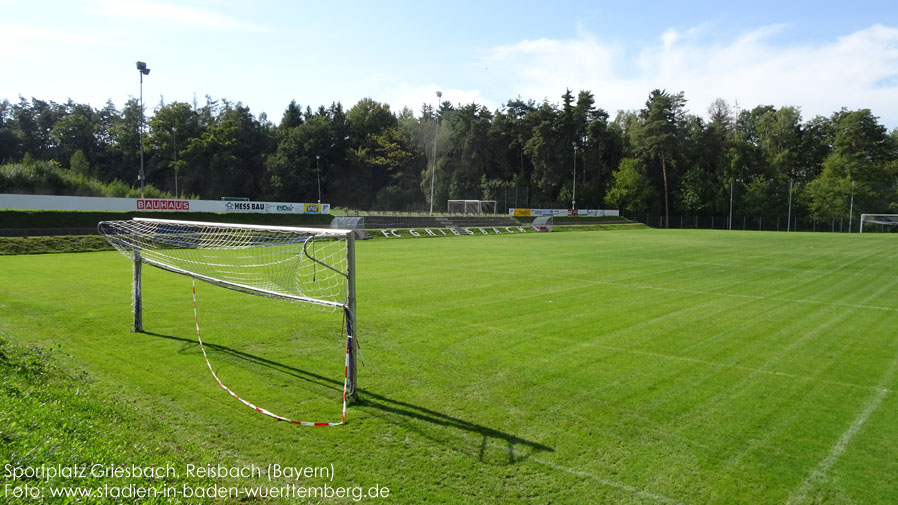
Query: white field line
[
  {"left": 452, "top": 429, "right": 686, "bottom": 505},
  {"left": 535, "top": 297, "right": 841, "bottom": 426},
  {"left": 528, "top": 453, "right": 686, "bottom": 505},
  {"left": 559, "top": 275, "right": 898, "bottom": 313},
  {"left": 378, "top": 260, "right": 898, "bottom": 313},
  {"left": 615, "top": 251, "right": 896, "bottom": 437},
  {"left": 570, "top": 252, "right": 898, "bottom": 281},
  {"left": 515, "top": 268, "right": 898, "bottom": 313},
  {"left": 550, "top": 251, "right": 892, "bottom": 442},
  {"left": 784, "top": 387, "right": 891, "bottom": 505},
  {"left": 589, "top": 344, "right": 893, "bottom": 395},
  {"left": 594, "top": 246, "right": 891, "bottom": 306},
  {"left": 377, "top": 247, "right": 896, "bottom": 503},
  {"left": 561, "top": 240, "right": 896, "bottom": 318},
  {"left": 545, "top": 236, "right": 898, "bottom": 280},
  {"left": 632, "top": 302, "right": 850, "bottom": 437},
  {"left": 359, "top": 395, "right": 686, "bottom": 504},
  {"left": 625, "top": 267, "right": 898, "bottom": 441},
  {"left": 714, "top": 280, "right": 894, "bottom": 471},
  {"left": 784, "top": 351, "right": 898, "bottom": 505}
]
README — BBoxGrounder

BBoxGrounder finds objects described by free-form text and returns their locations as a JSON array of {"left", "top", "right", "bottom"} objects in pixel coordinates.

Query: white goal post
[
  {"left": 98, "top": 217, "right": 359, "bottom": 398},
  {"left": 859, "top": 214, "right": 898, "bottom": 233},
  {"left": 447, "top": 199, "right": 497, "bottom": 214}
]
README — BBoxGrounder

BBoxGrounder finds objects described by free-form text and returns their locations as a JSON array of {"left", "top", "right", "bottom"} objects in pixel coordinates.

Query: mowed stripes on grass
[{"left": 0, "top": 228, "right": 895, "bottom": 504}]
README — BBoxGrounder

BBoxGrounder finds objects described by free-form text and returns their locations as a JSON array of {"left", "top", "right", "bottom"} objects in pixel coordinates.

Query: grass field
[{"left": 1, "top": 229, "right": 897, "bottom": 504}]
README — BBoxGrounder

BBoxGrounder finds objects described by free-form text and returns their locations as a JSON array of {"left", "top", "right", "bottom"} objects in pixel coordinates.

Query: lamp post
[
  {"left": 429, "top": 90, "right": 442, "bottom": 215},
  {"left": 848, "top": 179, "right": 855, "bottom": 233},
  {"left": 729, "top": 180, "right": 734, "bottom": 230},
  {"left": 172, "top": 127, "right": 178, "bottom": 198},
  {"left": 316, "top": 155, "right": 321, "bottom": 204},
  {"left": 787, "top": 179, "right": 794, "bottom": 231},
  {"left": 572, "top": 142, "right": 577, "bottom": 210},
  {"left": 136, "top": 61, "right": 150, "bottom": 197},
  {"left": 729, "top": 178, "right": 742, "bottom": 230}
]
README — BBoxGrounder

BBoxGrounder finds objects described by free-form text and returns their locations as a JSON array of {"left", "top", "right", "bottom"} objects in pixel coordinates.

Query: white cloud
[
  {"left": 83, "top": 0, "right": 261, "bottom": 31},
  {"left": 0, "top": 24, "right": 117, "bottom": 47},
  {"left": 479, "top": 23, "right": 898, "bottom": 128},
  {"left": 484, "top": 33, "right": 622, "bottom": 104}
]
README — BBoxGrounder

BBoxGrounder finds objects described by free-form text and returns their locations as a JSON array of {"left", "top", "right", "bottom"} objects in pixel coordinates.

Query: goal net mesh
[
  {"left": 532, "top": 216, "right": 553, "bottom": 232},
  {"left": 448, "top": 200, "right": 497, "bottom": 214},
  {"left": 861, "top": 214, "right": 898, "bottom": 226},
  {"left": 98, "top": 218, "right": 350, "bottom": 310}
]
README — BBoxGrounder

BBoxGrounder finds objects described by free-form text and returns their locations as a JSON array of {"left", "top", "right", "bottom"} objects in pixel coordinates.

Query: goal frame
[
  {"left": 859, "top": 214, "right": 898, "bottom": 233},
  {"left": 102, "top": 217, "right": 359, "bottom": 398},
  {"left": 447, "top": 199, "right": 498, "bottom": 215},
  {"left": 531, "top": 215, "right": 553, "bottom": 232}
]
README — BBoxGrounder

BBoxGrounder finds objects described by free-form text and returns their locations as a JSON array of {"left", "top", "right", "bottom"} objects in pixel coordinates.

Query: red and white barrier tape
[
  {"left": 191, "top": 279, "right": 348, "bottom": 426},
  {"left": 342, "top": 308, "right": 365, "bottom": 367}
]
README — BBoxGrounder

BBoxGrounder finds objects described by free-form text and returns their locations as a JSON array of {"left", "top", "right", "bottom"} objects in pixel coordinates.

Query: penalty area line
[
  {"left": 378, "top": 260, "right": 898, "bottom": 313},
  {"left": 527, "top": 454, "right": 686, "bottom": 505},
  {"left": 452, "top": 430, "right": 684, "bottom": 505},
  {"left": 784, "top": 387, "right": 890, "bottom": 505},
  {"left": 784, "top": 350, "right": 898, "bottom": 504}
]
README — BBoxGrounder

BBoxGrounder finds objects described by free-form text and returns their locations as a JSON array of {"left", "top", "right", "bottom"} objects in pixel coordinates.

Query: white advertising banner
[
  {"left": 508, "top": 208, "right": 620, "bottom": 217},
  {"left": 0, "top": 194, "right": 330, "bottom": 214}
]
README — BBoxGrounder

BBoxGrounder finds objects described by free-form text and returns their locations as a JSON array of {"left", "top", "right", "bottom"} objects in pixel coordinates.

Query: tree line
[{"left": 1, "top": 90, "right": 896, "bottom": 222}]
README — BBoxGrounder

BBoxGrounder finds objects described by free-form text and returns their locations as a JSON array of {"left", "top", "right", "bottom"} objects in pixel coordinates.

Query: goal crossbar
[{"left": 133, "top": 216, "right": 354, "bottom": 236}]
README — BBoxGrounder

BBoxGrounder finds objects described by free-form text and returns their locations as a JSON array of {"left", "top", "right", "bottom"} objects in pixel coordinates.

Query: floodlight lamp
[
  {"left": 436, "top": 90, "right": 442, "bottom": 98},
  {"left": 136, "top": 61, "right": 146, "bottom": 71}
]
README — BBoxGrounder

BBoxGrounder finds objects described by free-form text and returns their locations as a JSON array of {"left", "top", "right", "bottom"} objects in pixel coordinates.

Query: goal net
[
  {"left": 532, "top": 216, "right": 553, "bottom": 232},
  {"left": 98, "top": 217, "right": 359, "bottom": 424},
  {"left": 447, "top": 199, "right": 497, "bottom": 214},
  {"left": 860, "top": 214, "right": 898, "bottom": 233}
]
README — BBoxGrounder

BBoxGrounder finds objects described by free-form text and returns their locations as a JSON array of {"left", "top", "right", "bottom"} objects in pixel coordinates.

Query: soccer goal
[
  {"left": 859, "top": 214, "right": 898, "bottom": 233},
  {"left": 98, "top": 217, "right": 359, "bottom": 425},
  {"left": 447, "top": 199, "right": 497, "bottom": 214},
  {"left": 531, "top": 216, "right": 553, "bottom": 232}
]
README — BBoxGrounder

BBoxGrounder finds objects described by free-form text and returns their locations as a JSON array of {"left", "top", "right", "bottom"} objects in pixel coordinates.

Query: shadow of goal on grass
[{"left": 144, "top": 331, "right": 553, "bottom": 462}]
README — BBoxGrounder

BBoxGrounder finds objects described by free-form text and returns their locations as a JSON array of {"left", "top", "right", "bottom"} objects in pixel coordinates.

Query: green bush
[
  {"left": 0, "top": 236, "right": 112, "bottom": 255},
  {"left": 0, "top": 161, "right": 173, "bottom": 198}
]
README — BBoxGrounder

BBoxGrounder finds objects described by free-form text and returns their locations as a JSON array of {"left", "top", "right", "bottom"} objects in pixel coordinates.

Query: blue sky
[{"left": 2, "top": 0, "right": 897, "bottom": 128}]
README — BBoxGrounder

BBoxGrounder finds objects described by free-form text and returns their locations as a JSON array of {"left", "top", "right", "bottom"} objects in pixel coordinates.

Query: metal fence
[
  {"left": 632, "top": 179, "right": 897, "bottom": 233},
  {"left": 630, "top": 215, "right": 866, "bottom": 233}
]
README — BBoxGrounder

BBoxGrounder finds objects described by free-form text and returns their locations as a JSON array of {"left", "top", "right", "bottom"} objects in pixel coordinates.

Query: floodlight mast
[
  {"left": 136, "top": 61, "right": 150, "bottom": 198},
  {"left": 172, "top": 127, "right": 178, "bottom": 197},
  {"left": 848, "top": 180, "right": 855, "bottom": 233},
  {"left": 729, "top": 180, "right": 734, "bottom": 230},
  {"left": 787, "top": 180, "right": 793, "bottom": 232},
  {"left": 572, "top": 142, "right": 577, "bottom": 210},
  {"left": 429, "top": 90, "right": 442, "bottom": 216}
]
